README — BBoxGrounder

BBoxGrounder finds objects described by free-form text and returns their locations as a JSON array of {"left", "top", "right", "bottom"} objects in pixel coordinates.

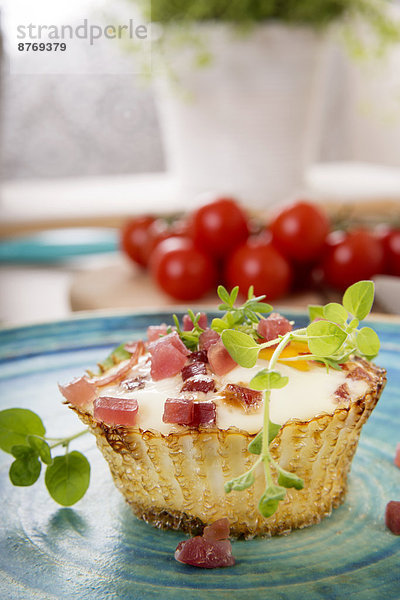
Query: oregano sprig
[
  {"left": 0, "top": 408, "right": 89, "bottom": 506},
  {"left": 223, "top": 280, "right": 380, "bottom": 518}
]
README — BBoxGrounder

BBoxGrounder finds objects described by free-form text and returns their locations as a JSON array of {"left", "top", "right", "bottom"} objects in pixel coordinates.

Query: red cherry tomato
[
  {"left": 378, "top": 227, "right": 400, "bottom": 276},
  {"left": 224, "top": 238, "right": 292, "bottom": 301},
  {"left": 120, "top": 216, "right": 156, "bottom": 268},
  {"left": 145, "top": 218, "right": 188, "bottom": 261},
  {"left": 269, "top": 200, "right": 330, "bottom": 262},
  {"left": 322, "top": 229, "right": 385, "bottom": 290},
  {"left": 150, "top": 237, "right": 217, "bottom": 301},
  {"left": 189, "top": 197, "right": 249, "bottom": 259}
]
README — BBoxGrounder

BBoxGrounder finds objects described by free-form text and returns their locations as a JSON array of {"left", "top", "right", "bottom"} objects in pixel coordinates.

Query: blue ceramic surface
[
  {"left": 0, "top": 228, "right": 118, "bottom": 264},
  {"left": 0, "top": 311, "right": 399, "bottom": 599}
]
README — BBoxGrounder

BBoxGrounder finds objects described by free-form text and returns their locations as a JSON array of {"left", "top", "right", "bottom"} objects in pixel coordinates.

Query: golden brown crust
[{"left": 70, "top": 358, "right": 386, "bottom": 538}]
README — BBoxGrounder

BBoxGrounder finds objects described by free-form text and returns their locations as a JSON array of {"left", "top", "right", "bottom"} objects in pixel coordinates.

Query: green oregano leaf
[
  {"left": 217, "top": 285, "right": 231, "bottom": 305},
  {"left": 306, "top": 321, "right": 347, "bottom": 356},
  {"left": 342, "top": 280, "right": 374, "bottom": 320},
  {"left": 308, "top": 304, "right": 324, "bottom": 321},
  {"left": 248, "top": 421, "right": 281, "bottom": 455},
  {"left": 250, "top": 370, "right": 289, "bottom": 391},
  {"left": 27, "top": 435, "right": 53, "bottom": 465},
  {"left": 313, "top": 357, "right": 343, "bottom": 371},
  {"left": 221, "top": 329, "right": 259, "bottom": 368},
  {"left": 0, "top": 408, "right": 46, "bottom": 454},
  {"left": 45, "top": 451, "right": 90, "bottom": 506},
  {"left": 323, "top": 302, "right": 348, "bottom": 325},
  {"left": 9, "top": 445, "right": 41, "bottom": 486},
  {"left": 224, "top": 470, "right": 255, "bottom": 493},
  {"left": 258, "top": 485, "right": 286, "bottom": 518},
  {"left": 356, "top": 326, "right": 380, "bottom": 358},
  {"left": 246, "top": 301, "right": 273, "bottom": 314},
  {"left": 277, "top": 467, "right": 304, "bottom": 490}
]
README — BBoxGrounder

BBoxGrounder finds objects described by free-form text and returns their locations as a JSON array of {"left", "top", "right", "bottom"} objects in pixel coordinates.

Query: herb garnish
[
  {"left": 0, "top": 280, "right": 380, "bottom": 512},
  {"left": 222, "top": 280, "right": 380, "bottom": 518},
  {"left": 0, "top": 408, "right": 89, "bottom": 505}
]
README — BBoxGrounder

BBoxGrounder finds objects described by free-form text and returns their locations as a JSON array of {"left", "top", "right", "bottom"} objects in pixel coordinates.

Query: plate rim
[{"left": 1, "top": 306, "right": 400, "bottom": 335}]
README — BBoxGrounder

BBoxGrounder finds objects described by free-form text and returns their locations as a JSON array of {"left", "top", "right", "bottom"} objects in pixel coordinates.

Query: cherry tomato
[
  {"left": 150, "top": 237, "right": 217, "bottom": 301},
  {"left": 321, "top": 229, "right": 385, "bottom": 290},
  {"left": 377, "top": 227, "right": 400, "bottom": 276},
  {"left": 224, "top": 237, "right": 292, "bottom": 300},
  {"left": 145, "top": 218, "right": 188, "bottom": 261},
  {"left": 189, "top": 197, "right": 249, "bottom": 259},
  {"left": 269, "top": 200, "right": 330, "bottom": 262},
  {"left": 120, "top": 216, "right": 156, "bottom": 268}
]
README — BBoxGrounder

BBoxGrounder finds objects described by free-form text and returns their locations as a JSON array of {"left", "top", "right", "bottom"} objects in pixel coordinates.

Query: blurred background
[{"left": 1, "top": 0, "right": 400, "bottom": 324}]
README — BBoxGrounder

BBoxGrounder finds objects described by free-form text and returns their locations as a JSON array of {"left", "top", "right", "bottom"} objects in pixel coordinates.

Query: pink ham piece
[
  {"left": 223, "top": 383, "right": 262, "bottom": 411},
  {"left": 183, "top": 312, "right": 208, "bottom": 331},
  {"left": 93, "top": 396, "right": 139, "bottom": 427},
  {"left": 189, "top": 349, "right": 208, "bottom": 363},
  {"left": 162, "top": 399, "right": 216, "bottom": 427},
  {"left": 175, "top": 517, "right": 235, "bottom": 568},
  {"left": 147, "top": 324, "right": 168, "bottom": 342},
  {"left": 207, "top": 338, "right": 237, "bottom": 376},
  {"left": 395, "top": 443, "right": 400, "bottom": 469},
  {"left": 149, "top": 343, "right": 188, "bottom": 381},
  {"left": 199, "top": 328, "right": 220, "bottom": 352},
  {"left": 163, "top": 398, "right": 194, "bottom": 425},
  {"left": 203, "top": 517, "right": 231, "bottom": 542},
  {"left": 58, "top": 376, "right": 97, "bottom": 409},
  {"left": 148, "top": 331, "right": 190, "bottom": 357},
  {"left": 148, "top": 331, "right": 190, "bottom": 381},
  {"left": 181, "top": 375, "right": 216, "bottom": 394},
  {"left": 181, "top": 361, "right": 207, "bottom": 381},
  {"left": 192, "top": 401, "right": 216, "bottom": 427},
  {"left": 385, "top": 501, "right": 400, "bottom": 535},
  {"left": 257, "top": 312, "right": 292, "bottom": 343}
]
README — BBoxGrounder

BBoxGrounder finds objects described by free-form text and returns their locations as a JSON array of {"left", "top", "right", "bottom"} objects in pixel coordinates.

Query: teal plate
[{"left": 0, "top": 311, "right": 399, "bottom": 600}]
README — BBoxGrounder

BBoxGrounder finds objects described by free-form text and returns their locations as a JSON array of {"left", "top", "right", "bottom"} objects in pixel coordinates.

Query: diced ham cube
[
  {"left": 175, "top": 517, "right": 235, "bottom": 568},
  {"left": 163, "top": 398, "right": 194, "bottom": 425},
  {"left": 147, "top": 324, "right": 168, "bottom": 342},
  {"left": 189, "top": 350, "right": 209, "bottom": 363},
  {"left": 257, "top": 313, "right": 292, "bottom": 343},
  {"left": 181, "top": 375, "right": 216, "bottom": 394},
  {"left": 181, "top": 361, "right": 207, "bottom": 381},
  {"left": 150, "top": 342, "right": 188, "bottom": 381},
  {"left": 175, "top": 537, "right": 235, "bottom": 569},
  {"left": 93, "top": 396, "right": 138, "bottom": 427},
  {"left": 58, "top": 376, "right": 97, "bottom": 409},
  {"left": 222, "top": 383, "right": 262, "bottom": 411},
  {"left": 385, "top": 501, "right": 400, "bottom": 535},
  {"left": 192, "top": 401, "right": 216, "bottom": 427},
  {"left": 207, "top": 338, "right": 237, "bottom": 376},
  {"left": 333, "top": 383, "right": 351, "bottom": 404},
  {"left": 203, "top": 518, "right": 230, "bottom": 542},
  {"left": 148, "top": 331, "right": 190, "bottom": 357},
  {"left": 199, "top": 328, "right": 220, "bottom": 351},
  {"left": 394, "top": 443, "right": 400, "bottom": 469},
  {"left": 183, "top": 312, "right": 208, "bottom": 331}
]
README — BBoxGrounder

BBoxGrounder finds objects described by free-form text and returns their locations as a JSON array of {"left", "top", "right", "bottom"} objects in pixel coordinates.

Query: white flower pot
[{"left": 154, "top": 23, "right": 328, "bottom": 208}]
